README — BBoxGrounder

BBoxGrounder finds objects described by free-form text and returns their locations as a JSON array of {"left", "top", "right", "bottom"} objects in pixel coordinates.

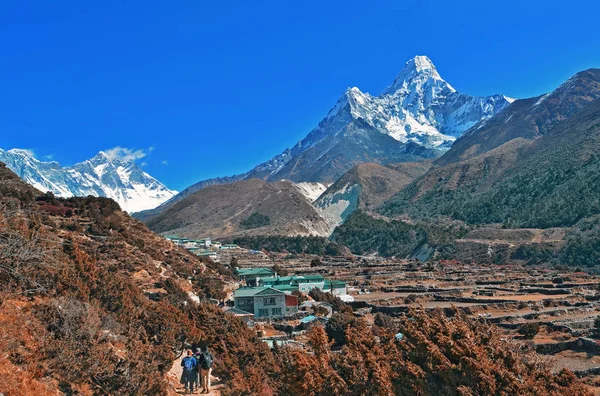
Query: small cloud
[
  {"left": 161, "top": 160, "right": 169, "bottom": 166},
  {"left": 140, "top": 161, "right": 148, "bottom": 167},
  {"left": 104, "top": 146, "right": 153, "bottom": 162},
  {"left": 44, "top": 154, "right": 55, "bottom": 160}
]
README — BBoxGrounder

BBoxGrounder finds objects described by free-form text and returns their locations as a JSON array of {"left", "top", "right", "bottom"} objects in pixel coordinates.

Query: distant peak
[
  {"left": 406, "top": 55, "right": 436, "bottom": 73},
  {"left": 383, "top": 55, "right": 453, "bottom": 95},
  {"left": 397, "top": 55, "right": 441, "bottom": 81},
  {"left": 8, "top": 148, "right": 36, "bottom": 157},
  {"left": 91, "top": 151, "right": 111, "bottom": 162}
]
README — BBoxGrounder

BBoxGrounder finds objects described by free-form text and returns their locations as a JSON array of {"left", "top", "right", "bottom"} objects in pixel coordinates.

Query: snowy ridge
[
  {"left": 248, "top": 55, "right": 513, "bottom": 179},
  {"left": 0, "top": 148, "right": 176, "bottom": 212}
]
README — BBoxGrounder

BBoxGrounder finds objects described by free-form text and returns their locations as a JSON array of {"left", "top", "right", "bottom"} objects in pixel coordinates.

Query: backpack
[
  {"left": 200, "top": 351, "right": 213, "bottom": 369},
  {"left": 183, "top": 356, "right": 196, "bottom": 372}
]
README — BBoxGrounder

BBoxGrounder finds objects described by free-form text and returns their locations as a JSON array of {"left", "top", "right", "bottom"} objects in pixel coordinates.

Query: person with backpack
[
  {"left": 193, "top": 348, "right": 203, "bottom": 390},
  {"left": 197, "top": 345, "right": 214, "bottom": 394},
  {"left": 180, "top": 349, "right": 198, "bottom": 394}
]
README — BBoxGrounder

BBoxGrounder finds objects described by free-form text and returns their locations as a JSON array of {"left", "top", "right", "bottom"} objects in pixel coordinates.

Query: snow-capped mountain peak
[
  {"left": 383, "top": 55, "right": 455, "bottom": 95},
  {"left": 236, "top": 55, "right": 513, "bottom": 184},
  {"left": 0, "top": 148, "right": 176, "bottom": 213}
]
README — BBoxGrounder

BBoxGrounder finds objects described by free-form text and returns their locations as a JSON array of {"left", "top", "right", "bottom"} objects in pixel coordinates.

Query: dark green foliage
[
  {"left": 511, "top": 245, "right": 556, "bottom": 265},
  {"left": 330, "top": 211, "right": 426, "bottom": 257},
  {"left": 271, "top": 264, "right": 288, "bottom": 276},
  {"left": 326, "top": 312, "right": 357, "bottom": 346},
  {"left": 518, "top": 323, "right": 540, "bottom": 339},
  {"left": 559, "top": 215, "right": 600, "bottom": 267},
  {"left": 383, "top": 156, "right": 600, "bottom": 228},
  {"left": 382, "top": 101, "right": 600, "bottom": 230},
  {"left": 233, "top": 235, "right": 345, "bottom": 255},
  {"left": 240, "top": 212, "right": 270, "bottom": 229}
]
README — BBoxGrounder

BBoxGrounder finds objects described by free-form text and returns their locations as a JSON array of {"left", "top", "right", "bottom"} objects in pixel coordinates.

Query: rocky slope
[
  {"left": 437, "top": 68, "right": 600, "bottom": 165},
  {"left": 145, "top": 178, "right": 332, "bottom": 239},
  {"left": 0, "top": 148, "right": 176, "bottom": 212},
  {"left": 315, "top": 161, "right": 431, "bottom": 228}
]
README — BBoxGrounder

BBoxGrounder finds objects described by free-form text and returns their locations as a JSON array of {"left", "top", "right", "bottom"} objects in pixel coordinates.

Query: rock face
[
  {"left": 0, "top": 148, "right": 176, "bottom": 212},
  {"left": 437, "top": 68, "right": 600, "bottom": 166},
  {"left": 145, "top": 178, "right": 332, "bottom": 239},
  {"left": 315, "top": 161, "right": 432, "bottom": 228}
]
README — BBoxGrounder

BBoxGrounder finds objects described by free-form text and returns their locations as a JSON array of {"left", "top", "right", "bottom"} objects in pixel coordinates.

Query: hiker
[
  {"left": 197, "top": 345, "right": 214, "bottom": 394},
  {"left": 180, "top": 349, "right": 198, "bottom": 394},
  {"left": 194, "top": 348, "right": 203, "bottom": 390}
]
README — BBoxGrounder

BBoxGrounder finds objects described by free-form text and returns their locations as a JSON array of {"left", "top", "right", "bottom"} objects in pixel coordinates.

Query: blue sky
[{"left": 1, "top": 0, "right": 599, "bottom": 191}]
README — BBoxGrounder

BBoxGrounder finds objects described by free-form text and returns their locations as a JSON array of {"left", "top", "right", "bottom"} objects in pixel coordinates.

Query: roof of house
[
  {"left": 236, "top": 268, "right": 274, "bottom": 276},
  {"left": 261, "top": 275, "right": 324, "bottom": 285},
  {"left": 299, "top": 275, "right": 325, "bottom": 282},
  {"left": 299, "top": 315, "right": 329, "bottom": 324},
  {"left": 274, "top": 284, "right": 299, "bottom": 292},
  {"left": 223, "top": 307, "right": 254, "bottom": 316},
  {"left": 261, "top": 276, "right": 294, "bottom": 284},
  {"left": 233, "top": 286, "right": 284, "bottom": 298}
]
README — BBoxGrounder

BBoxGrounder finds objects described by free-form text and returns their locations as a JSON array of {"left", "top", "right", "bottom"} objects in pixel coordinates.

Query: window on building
[
  {"left": 264, "top": 297, "right": 276, "bottom": 305},
  {"left": 258, "top": 309, "right": 269, "bottom": 317},
  {"left": 271, "top": 308, "right": 282, "bottom": 316},
  {"left": 238, "top": 299, "right": 245, "bottom": 306}
]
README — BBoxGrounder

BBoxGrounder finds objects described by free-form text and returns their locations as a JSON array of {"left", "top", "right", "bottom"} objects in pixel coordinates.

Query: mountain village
[{"left": 163, "top": 234, "right": 351, "bottom": 328}]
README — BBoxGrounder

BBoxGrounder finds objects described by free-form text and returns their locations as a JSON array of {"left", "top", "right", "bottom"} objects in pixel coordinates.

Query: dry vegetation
[{"left": 0, "top": 162, "right": 591, "bottom": 395}]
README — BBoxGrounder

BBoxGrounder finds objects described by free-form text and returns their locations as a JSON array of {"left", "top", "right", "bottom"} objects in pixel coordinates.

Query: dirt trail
[{"left": 167, "top": 354, "right": 223, "bottom": 396}]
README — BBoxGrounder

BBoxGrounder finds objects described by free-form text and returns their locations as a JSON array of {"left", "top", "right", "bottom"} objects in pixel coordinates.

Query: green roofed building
[
  {"left": 236, "top": 268, "right": 275, "bottom": 285},
  {"left": 273, "top": 284, "right": 299, "bottom": 294},
  {"left": 233, "top": 286, "right": 289, "bottom": 318}
]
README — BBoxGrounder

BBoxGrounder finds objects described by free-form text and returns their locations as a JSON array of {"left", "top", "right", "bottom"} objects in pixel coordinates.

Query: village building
[
  {"left": 298, "top": 315, "right": 329, "bottom": 330},
  {"left": 236, "top": 268, "right": 275, "bottom": 285},
  {"left": 222, "top": 306, "right": 255, "bottom": 323},
  {"left": 285, "top": 294, "right": 299, "bottom": 315},
  {"left": 259, "top": 274, "right": 348, "bottom": 296},
  {"left": 196, "top": 238, "right": 211, "bottom": 248},
  {"left": 221, "top": 243, "right": 239, "bottom": 250},
  {"left": 196, "top": 249, "right": 218, "bottom": 259},
  {"left": 233, "top": 286, "right": 293, "bottom": 318}
]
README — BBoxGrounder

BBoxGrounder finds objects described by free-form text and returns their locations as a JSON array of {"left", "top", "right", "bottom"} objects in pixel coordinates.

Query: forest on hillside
[
  {"left": 330, "top": 211, "right": 470, "bottom": 259},
  {"left": 233, "top": 234, "right": 346, "bottom": 256}
]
